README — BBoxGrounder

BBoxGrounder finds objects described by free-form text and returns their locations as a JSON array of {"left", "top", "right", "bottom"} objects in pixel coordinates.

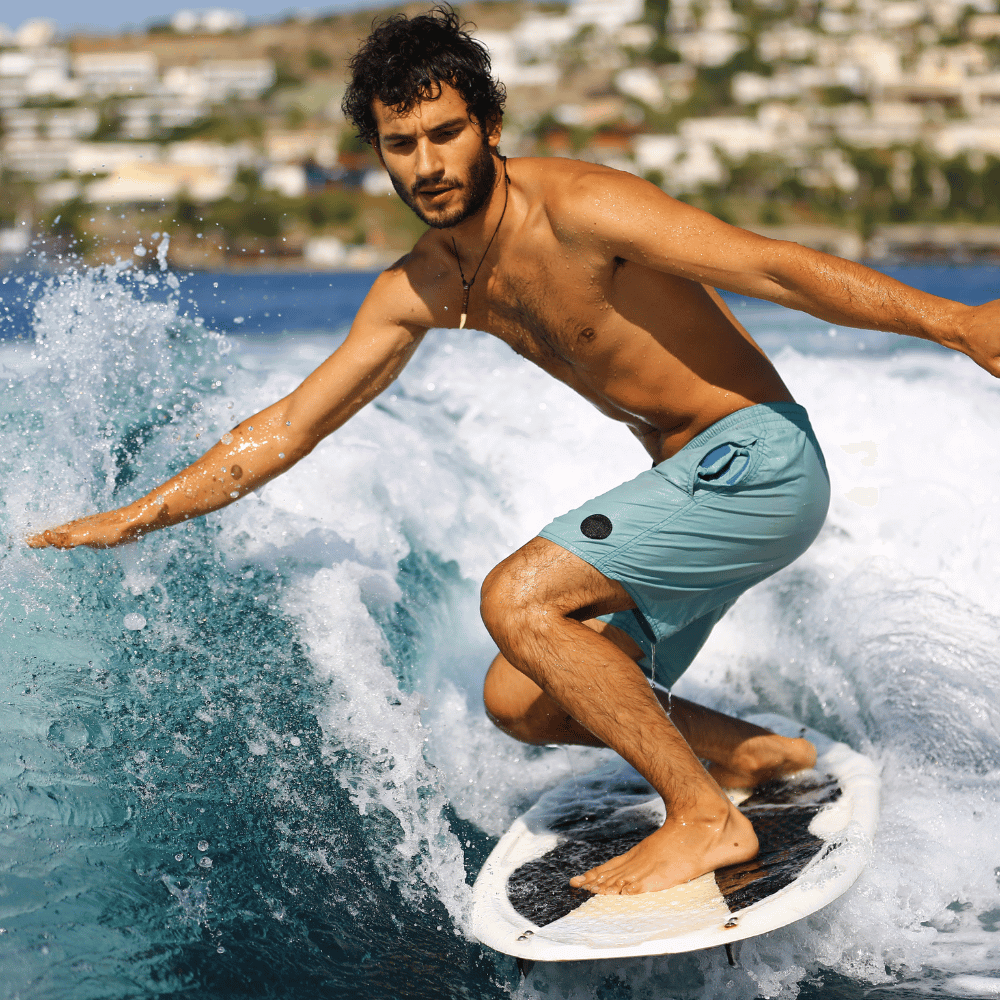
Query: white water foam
[
  {"left": 226, "top": 330, "right": 1000, "bottom": 989},
  {"left": 5, "top": 267, "right": 1000, "bottom": 997}
]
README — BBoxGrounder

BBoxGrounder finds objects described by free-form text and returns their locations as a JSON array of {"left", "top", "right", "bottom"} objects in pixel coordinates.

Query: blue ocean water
[{"left": 1, "top": 253, "right": 999, "bottom": 1000}]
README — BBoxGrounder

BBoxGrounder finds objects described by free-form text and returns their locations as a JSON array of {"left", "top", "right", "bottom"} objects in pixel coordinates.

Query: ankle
[
  {"left": 732, "top": 734, "right": 816, "bottom": 781},
  {"left": 670, "top": 790, "right": 739, "bottom": 827}
]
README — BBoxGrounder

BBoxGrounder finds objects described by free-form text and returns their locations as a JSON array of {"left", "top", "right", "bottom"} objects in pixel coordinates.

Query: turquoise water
[{"left": 1, "top": 255, "right": 999, "bottom": 999}]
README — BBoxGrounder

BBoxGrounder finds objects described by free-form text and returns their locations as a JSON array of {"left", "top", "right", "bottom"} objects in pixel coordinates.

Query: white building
[
  {"left": 361, "top": 169, "right": 396, "bottom": 196},
  {"left": 680, "top": 116, "right": 779, "bottom": 158},
  {"left": 167, "top": 139, "right": 256, "bottom": 171},
  {"left": 834, "top": 102, "right": 925, "bottom": 146},
  {"left": 266, "top": 130, "right": 337, "bottom": 168},
  {"left": 14, "top": 18, "right": 56, "bottom": 48},
  {"left": 0, "top": 48, "right": 79, "bottom": 107},
  {"left": 261, "top": 163, "right": 306, "bottom": 198},
  {"left": 1, "top": 106, "right": 97, "bottom": 140},
  {"left": 572, "top": 0, "right": 644, "bottom": 32},
  {"left": 674, "top": 29, "right": 743, "bottom": 67},
  {"left": 171, "top": 8, "right": 246, "bottom": 34},
  {"left": 474, "top": 29, "right": 560, "bottom": 88},
  {"left": 72, "top": 52, "right": 158, "bottom": 97},
  {"left": 199, "top": 59, "right": 275, "bottom": 101},
  {"left": 119, "top": 97, "right": 206, "bottom": 139},
  {"left": 1, "top": 138, "right": 75, "bottom": 179},
  {"left": 615, "top": 67, "right": 664, "bottom": 106},
  {"left": 69, "top": 142, "right": 160, "bottom": 176},
  {"left": 304, "top": 236, "right": 347, "bottom": 268},
  {"left": 86, "top": 161, "right": 232, "bottom": 203},
  {"left": 758, "top": 26, "right": 819, "bottom": 63},
  {"left": 933, "top": 117, "right": 1000, "bottom": 159}
]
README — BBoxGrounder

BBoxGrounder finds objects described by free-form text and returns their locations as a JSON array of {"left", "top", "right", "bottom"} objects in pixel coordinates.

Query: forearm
[
  {"left": 726, "top": 244, "right": 969, "bottom": 347},
  {"left": 117, "top": 399, "right": 305, "bottom": 536},
  {"left": 30, "top": 397, "right": 317, "bottom": 549}
]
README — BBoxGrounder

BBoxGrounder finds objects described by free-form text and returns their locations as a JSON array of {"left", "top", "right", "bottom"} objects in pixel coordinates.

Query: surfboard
[{"left": 471, "top": 713, "right": 879, "bottom": 963}]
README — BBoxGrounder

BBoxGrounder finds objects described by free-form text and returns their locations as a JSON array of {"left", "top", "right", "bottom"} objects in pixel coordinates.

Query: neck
[
  {"left": 449, "top": 154, "right": 509, "bottom": 248},
  {"left": 452, "top": 155, "right": 510, "bottom": 330}
]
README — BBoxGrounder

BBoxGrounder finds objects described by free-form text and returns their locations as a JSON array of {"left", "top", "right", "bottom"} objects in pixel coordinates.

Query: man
[{"left": 29, "top": 8, "right": 1000, "bottom": 895}]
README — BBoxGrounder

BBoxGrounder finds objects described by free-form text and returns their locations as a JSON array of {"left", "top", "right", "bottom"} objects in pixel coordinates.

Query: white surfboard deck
[{"left": 472, "top": 714, "right": 879, "bottom": 962}]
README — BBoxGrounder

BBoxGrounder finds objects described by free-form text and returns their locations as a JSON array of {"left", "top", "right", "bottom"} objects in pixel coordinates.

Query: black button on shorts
[{"left": 580, "top": 514, "right": 613, "bottom": 539}]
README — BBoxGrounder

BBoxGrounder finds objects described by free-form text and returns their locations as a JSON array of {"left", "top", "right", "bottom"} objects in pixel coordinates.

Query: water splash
[{"left": 2, "top": 263, "right": 1000, "bottom": 999}]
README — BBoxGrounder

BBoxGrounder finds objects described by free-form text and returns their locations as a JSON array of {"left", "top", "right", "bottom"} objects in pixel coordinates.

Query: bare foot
[
  {"left": 569, "top": 800, "right": 758, "bottom": 895},
  {"left": 708, "top": 734, "right": 816, "bottom": 789}
]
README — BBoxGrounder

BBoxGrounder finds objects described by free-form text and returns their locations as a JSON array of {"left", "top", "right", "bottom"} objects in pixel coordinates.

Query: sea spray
[{"left": 3, "top": 262, "right": 1000, "bottom": 998}]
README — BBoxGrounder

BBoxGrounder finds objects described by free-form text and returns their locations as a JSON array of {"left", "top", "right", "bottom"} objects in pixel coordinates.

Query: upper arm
[
  {"left": 281, "top": 265, "right": 434, "bottom": 445},
  {"left": 554, "top": 168, "right": 807, "bottom": 303}
]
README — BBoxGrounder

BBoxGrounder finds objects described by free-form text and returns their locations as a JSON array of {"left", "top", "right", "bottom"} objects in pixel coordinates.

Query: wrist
[
  {"left": 121, "top": 495, "right": 169, "bottom": 535},
  {"left": 923, "top": 301, "right": 972, "bottom": 352}
]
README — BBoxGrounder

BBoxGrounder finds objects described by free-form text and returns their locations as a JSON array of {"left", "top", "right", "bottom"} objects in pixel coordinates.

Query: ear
[{"left": 486, "top": 116, "right": 503, "bottom": 150}]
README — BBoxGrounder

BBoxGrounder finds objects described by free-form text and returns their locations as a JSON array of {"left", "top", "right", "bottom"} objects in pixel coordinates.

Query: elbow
[{"left": 285, "top": 438, "right": 317, "bottom": 464}]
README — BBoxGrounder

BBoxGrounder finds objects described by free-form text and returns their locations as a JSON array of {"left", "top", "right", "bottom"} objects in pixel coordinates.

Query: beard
[{"left": 387, "top": 139, "right": 497, "bottom": 229}]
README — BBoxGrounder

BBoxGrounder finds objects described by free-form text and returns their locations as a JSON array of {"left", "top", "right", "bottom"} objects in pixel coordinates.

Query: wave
[{"left": 1, "top": 263, "right": 999, "bottom": 999}]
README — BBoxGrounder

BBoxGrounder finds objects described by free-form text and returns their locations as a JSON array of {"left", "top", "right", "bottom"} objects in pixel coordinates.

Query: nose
[{"left": 414, "top": 137, "right": 445, "bottom": 182}]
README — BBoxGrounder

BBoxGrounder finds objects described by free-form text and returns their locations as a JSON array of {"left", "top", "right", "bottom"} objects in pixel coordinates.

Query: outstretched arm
[
  {"left": 566, "top": 169, "right": 1000, "bottom": 377},
  {"left": 28, "top": 274, "right": 429, "bottom": 549}
]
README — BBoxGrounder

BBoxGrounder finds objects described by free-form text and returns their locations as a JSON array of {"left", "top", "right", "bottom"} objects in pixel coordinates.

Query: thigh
[
  {"left": 483, "top": 616, "right": 647, "bottom": 719},
  {"left": 481, "top": 536, "right": 637, "bottom": 621}
]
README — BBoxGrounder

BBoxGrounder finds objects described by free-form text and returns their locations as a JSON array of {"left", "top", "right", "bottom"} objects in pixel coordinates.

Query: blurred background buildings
[{"left": 3, "top": 0, "right": 1000, "bottom": 269}]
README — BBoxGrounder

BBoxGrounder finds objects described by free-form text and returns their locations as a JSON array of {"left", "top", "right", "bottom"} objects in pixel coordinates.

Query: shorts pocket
[{"left": 693, "top": 440, "right": 757, "bottom": 490}]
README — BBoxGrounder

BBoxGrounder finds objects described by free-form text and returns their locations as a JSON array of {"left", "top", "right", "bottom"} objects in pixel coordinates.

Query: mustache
[{"left": 412, "top": 178, "right": 463, "bottom": 195}]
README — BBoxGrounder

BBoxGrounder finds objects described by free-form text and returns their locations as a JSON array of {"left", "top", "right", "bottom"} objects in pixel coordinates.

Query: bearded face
[{"left": 386, "top": 131, "right": 497, "bottom": 229}]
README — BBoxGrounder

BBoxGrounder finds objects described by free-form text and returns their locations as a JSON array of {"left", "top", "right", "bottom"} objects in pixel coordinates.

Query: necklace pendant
[{"left": 459, "top": 312, "right": 468, "bottom": 330}]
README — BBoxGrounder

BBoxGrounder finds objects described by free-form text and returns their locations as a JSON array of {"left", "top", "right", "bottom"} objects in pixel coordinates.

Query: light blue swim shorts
[{"left": 537, "top": 402, "right": 830, "bottom": 688}]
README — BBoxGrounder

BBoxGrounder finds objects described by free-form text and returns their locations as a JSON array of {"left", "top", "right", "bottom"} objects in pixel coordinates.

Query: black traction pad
[{"left": 506, "top": 774, "right": 841, "bottom": 929}]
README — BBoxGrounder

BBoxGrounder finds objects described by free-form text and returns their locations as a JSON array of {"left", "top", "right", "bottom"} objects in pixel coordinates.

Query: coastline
[{"left": 6, "top": 224, "right": 1000, "bottom": 274}]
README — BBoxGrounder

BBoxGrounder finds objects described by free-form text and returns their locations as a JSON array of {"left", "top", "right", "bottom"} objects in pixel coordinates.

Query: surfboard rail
[{"left": 471, "top": 714, "right": 880, "bottom": 962}]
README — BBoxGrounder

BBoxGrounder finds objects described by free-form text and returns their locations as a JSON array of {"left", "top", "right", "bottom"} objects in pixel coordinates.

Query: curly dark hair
[{"left": 342, "top": 4, "right": 506, "bottom": 144}]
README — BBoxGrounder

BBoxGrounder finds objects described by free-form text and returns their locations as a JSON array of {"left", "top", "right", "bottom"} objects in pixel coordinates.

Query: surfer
[{"left": 29, "top": 7, "right": 1000, "bottom": 896}]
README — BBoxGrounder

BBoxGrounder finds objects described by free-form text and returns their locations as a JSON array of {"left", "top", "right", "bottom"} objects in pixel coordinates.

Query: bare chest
[{"left": 474, "top": 260, "right": 612, "bottom": 367}]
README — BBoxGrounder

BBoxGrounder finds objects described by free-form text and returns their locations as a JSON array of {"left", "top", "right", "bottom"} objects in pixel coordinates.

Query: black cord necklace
[{"left": 452, "top": 155, "right": 509, "bottom": 330}]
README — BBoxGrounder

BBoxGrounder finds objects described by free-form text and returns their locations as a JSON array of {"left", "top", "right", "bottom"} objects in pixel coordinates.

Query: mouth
[{"left": 415, "top": 184, "right": 458, "bottom": 200}]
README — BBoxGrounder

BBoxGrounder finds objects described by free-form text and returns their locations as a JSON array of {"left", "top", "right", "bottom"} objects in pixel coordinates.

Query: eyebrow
[{"left": 380, "top": 117, "right": 469, "bottom": 142}]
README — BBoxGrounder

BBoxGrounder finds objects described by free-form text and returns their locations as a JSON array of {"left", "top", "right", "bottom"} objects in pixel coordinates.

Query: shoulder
[
  {"left": 357, "top": 232, "right": 457, "bottom": 333},
  {"left": 512, "top": 157, "right": 676, "bottom": 243}
]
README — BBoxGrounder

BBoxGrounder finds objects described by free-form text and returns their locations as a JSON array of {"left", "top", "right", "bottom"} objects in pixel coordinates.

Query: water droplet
[
  {"left": 229, "top": 491, "right": 239, "bottom": 498},
  {"left": 197, "top": 840, "right": 209, "bottom": 852},
  {"left": 175, "top": 853, "right": 183, "bottom": 861},
  {"left": 199, "top": 857, "right": 213, "bottom": 869},
  {"left": 220, "top": 432, "right": 233, "bottom": 445},
  {"left": 123, "top": 613, "right": 146, "bottom": 630},
  {"left": 289, "top": 736, "right": 301, "bottom": 747},
  {"left": 216, "top": 945, "right": 225, "bottom": 954},
  {"left": 278, "top": 453, "right": 285, "bottom": 459}
]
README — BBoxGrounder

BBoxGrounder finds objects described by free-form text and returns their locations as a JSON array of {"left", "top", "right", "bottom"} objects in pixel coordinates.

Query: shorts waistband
[{"left": 674, "top": 401, "right": 810, "bottom": 458}]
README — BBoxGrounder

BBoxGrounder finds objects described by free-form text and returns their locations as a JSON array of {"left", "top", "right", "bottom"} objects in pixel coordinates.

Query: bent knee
[
  {"left": 479, "top": 559, "right": 538, "bottom": 644},
  {"left": 483, "top": 657, "right": 552, "bottom": 745}
]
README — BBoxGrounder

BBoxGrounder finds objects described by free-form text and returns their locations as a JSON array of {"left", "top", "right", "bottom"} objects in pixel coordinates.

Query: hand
[
  {"left": 954, "top": 299, "right": 1000, "bottom": 378},
  {"left": 27, "top": 504, "right": 164, "bottom": 550}
]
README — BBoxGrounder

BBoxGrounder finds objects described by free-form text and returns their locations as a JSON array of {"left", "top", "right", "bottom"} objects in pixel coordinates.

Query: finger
[
  {"left": 26, "top": 532, "right": 51, "bottom": 549},
  {"left": 48, "top": 529, "right": 83, "bottom": 550}
]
